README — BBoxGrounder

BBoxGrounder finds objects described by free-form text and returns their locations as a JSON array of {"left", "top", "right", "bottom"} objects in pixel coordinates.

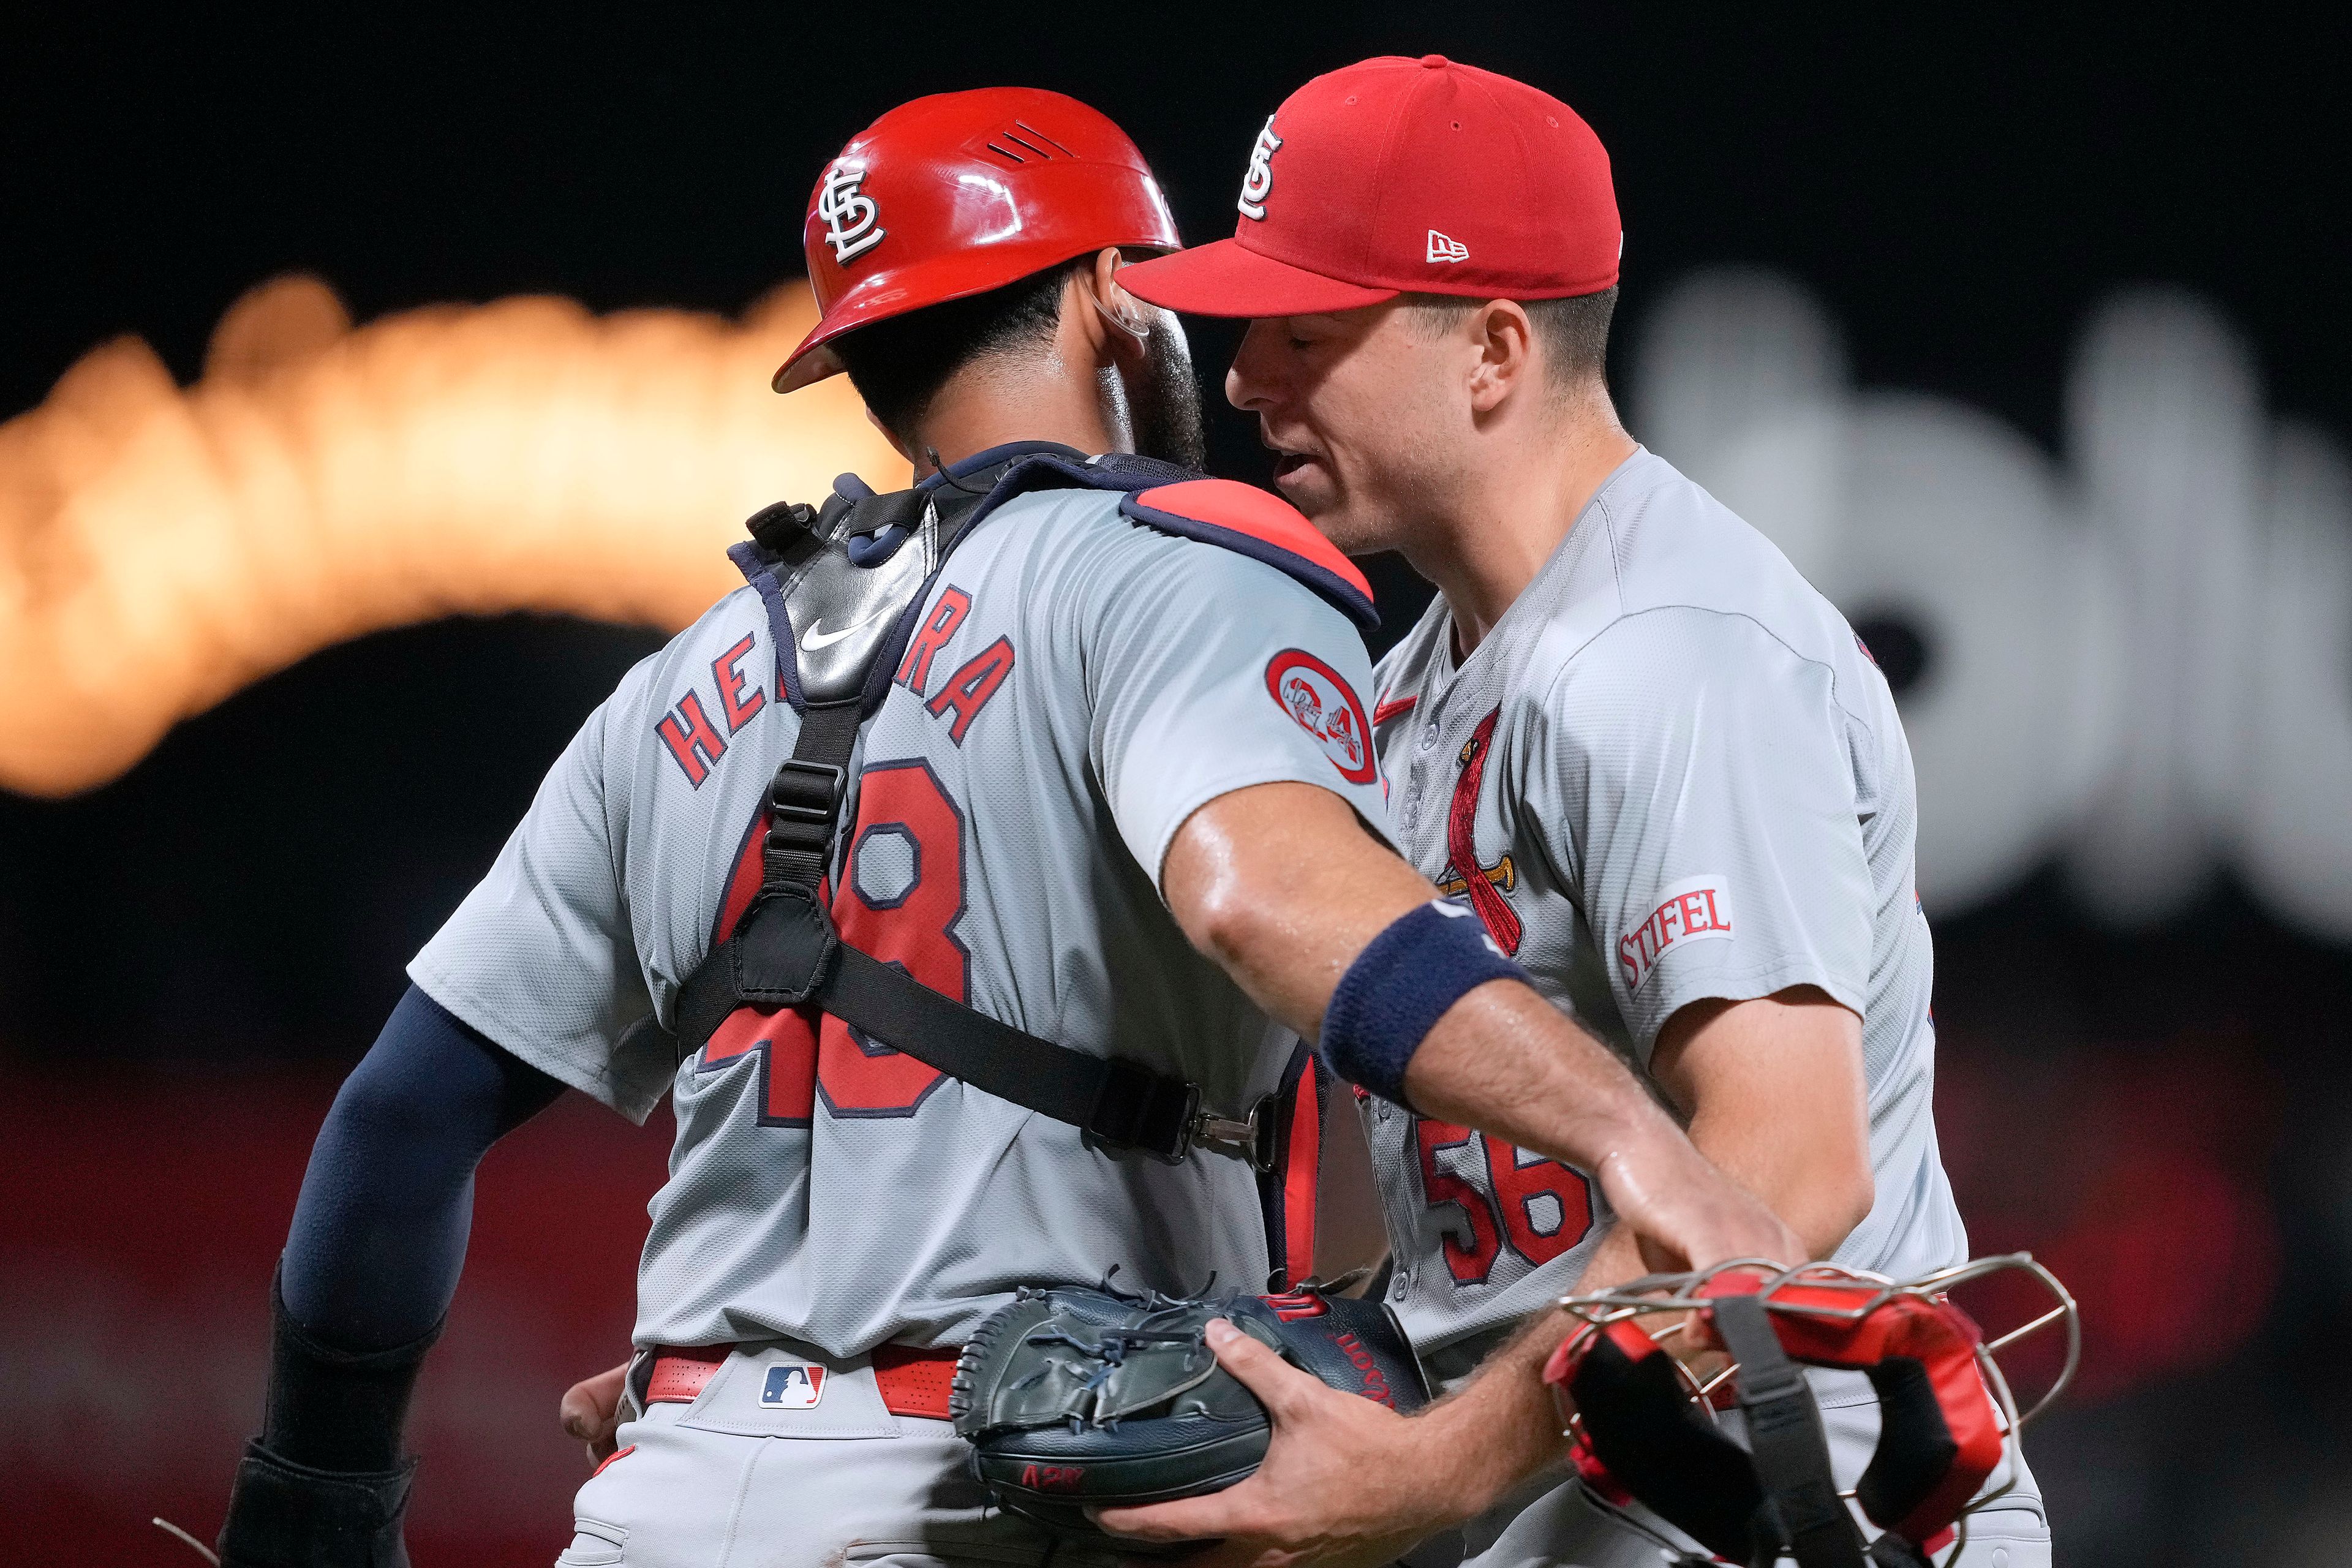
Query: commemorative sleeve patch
[
  {"left": 1618, "top": 875, "right": 1735, "bottom": 993},
  {"left": 1266, "top": 649, "right": 1378, "bottom": 785}
]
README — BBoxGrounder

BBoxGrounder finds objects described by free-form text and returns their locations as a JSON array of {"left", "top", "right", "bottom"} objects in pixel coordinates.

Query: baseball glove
[{"left": 950, "top": 1281, "right": 1427, "bottom": 1532}]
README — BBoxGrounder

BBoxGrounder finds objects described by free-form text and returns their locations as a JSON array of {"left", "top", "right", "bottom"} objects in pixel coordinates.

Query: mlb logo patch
[{"left": 760, "top": 1363, "right": 827, "bottom": 1409}]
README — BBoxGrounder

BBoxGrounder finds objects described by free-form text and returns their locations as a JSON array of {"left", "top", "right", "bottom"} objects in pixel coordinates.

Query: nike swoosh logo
[{"left": 802, "top": 608, "right": 891, "bottom": 650}]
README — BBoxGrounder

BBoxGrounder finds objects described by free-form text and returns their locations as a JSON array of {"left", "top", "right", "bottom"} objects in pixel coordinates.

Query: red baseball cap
[{"left": 1120, "top": 55, "right": 1619, "bottom": 318}]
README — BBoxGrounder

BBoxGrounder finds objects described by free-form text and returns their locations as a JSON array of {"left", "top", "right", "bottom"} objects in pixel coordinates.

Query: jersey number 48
[{"left": 699, "top": 759, "right": 962, "bottom": 1122}]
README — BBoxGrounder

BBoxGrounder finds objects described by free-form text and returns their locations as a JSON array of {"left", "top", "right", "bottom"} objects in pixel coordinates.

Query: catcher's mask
[{"left": 1544, "top": 1254, "right": 2077, "bottom": 1568}]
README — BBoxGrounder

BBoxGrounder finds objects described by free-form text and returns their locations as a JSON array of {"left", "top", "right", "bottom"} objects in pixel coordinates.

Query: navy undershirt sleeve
[{"left": 280, "top": 985, "right": 567, "bottom": 1350}]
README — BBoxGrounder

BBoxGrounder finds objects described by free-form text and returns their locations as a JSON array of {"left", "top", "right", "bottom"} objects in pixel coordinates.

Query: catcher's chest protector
[
  {"left": 643, "top": 447, "right": 1377, "bottom": 1170},
  {"left": 951, "top": 1283, "right": 1426, "bottom": 1533}
]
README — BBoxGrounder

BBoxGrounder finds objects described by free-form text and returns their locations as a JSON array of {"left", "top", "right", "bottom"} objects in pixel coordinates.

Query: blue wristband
[{"left": 1319, "top": 899, "right": 1529, "bottom": 1107}]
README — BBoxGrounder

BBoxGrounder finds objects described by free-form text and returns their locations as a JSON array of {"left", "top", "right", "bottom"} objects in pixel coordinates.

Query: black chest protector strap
[
  {"left": 663, "top": 451, "right": 1279, "bottom": 1170},
  {"left": 1711, "top": 1293, "right": 1868, "bottom": 1568}
]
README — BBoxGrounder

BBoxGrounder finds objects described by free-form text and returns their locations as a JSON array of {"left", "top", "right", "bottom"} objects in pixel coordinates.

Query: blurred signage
[{"left": 1635, "top": 271, "right": 2352, "bottom": 941}]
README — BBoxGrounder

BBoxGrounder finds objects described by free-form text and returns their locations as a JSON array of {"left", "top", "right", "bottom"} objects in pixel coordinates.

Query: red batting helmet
[{"left": 772, "top": 88, "right": 1183, "bottom": 393}]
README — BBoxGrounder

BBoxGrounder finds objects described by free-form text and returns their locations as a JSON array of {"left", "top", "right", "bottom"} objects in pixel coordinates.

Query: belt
[{"left": 645, "top": 1341, "right": 962, "bottom": 1420}]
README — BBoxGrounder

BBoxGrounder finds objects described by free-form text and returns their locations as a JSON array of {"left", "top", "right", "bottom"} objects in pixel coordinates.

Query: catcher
[{"left": 213, "top": 86, "right": 1793, "bottom": 1568}]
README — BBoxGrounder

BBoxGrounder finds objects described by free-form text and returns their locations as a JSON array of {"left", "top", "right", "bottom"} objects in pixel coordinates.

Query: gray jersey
[
  {"left": 1366, "top": 448, "right": 1964, "bottom": 1360},
  {"left": 411, "top": 462, "right": 1386, "bottom": 1355}
]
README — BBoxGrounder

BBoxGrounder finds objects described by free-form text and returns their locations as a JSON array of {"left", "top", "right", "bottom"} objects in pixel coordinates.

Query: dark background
[{"left": 4, "top": 6, "right": 2347, "bottom": 1564}]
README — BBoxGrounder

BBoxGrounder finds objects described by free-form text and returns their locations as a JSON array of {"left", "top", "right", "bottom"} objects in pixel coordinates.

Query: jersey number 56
[{"left": 1414, "top": 1120, "right": 1594, "bottom": 1286}]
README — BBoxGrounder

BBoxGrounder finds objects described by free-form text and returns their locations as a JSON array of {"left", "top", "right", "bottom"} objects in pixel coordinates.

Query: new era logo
[{"left": 1426, "top": 230, "right": 1468, "bottom": 264}]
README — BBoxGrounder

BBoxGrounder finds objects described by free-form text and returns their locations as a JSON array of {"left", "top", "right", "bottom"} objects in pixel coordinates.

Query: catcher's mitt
[{"left": 951, "top": 1282, "right": 1427, "bottom": 1531}]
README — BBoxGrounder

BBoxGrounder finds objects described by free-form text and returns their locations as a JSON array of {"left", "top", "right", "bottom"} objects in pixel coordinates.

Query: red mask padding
[
  {"left": 1551, "top": 1281, "right": 2005, "bottom": 1556},
  {"left": 1700, "top": 1276, "right": 2004, "bottom": 1542},
  {"left": 1564, "top": 1319, "right": 1770, "bottom": 1560}
]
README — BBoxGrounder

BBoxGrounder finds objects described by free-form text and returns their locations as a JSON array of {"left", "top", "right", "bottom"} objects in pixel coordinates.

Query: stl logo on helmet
[
  {"left": 1265, "top": 649, "right": 1376, "bottom": 784},
  {"left": 818, "top": 162, "right": 886, "bottom": 264},
  {"left": 1236, "top": 116, "right": 1282, "bottom": 221}
]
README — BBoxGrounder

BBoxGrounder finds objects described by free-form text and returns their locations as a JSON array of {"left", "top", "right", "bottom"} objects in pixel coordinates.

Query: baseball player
[
  {"left": 212, "top": 86, "right": 1793, "bottom": 1568},
  {"left": 1106, "top": 55, "right": 2052, "bottom": 1568}
]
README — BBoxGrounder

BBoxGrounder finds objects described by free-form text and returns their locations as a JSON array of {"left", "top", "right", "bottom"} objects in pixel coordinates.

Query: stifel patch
[{"left": 1618, "top": 875, "right": 1735, "bottom": 994}]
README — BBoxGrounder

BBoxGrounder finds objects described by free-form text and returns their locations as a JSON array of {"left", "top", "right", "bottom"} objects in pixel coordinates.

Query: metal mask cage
[{"left": 1553, "top": 1251, "right": 2079, "bottom": 1564}]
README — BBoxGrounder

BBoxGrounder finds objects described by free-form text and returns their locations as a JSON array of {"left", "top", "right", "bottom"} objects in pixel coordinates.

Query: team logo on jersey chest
[
  {"left": 760, "top": 1362, "right": 828, "bottom": 1409},
  {"left": 1442, "top": 709, "right": 1523, "bottom": 954},
  {"left": 1267, "top": 649, "right": 1376, "bottom": 783},
  {"left": 1437, "top": 851, "right": 1515, "bottom": 900},
  {"left": 817, "top": 162, "right": 886, "bottom": 264},
  {"left": 1237, "top": 116, "right": 1283, "bottom": 221}
]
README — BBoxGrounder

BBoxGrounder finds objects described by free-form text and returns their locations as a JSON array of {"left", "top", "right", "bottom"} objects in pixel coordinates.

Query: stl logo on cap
[
  {"left": 817, "top": 162, "right": 886, "bottom": 264},
  {"left": 1119, "top": 58, "right": 1622, "bottom": 320},
  {"left": 1236, "top": 116, "right": 1282, "bottom": 221}
]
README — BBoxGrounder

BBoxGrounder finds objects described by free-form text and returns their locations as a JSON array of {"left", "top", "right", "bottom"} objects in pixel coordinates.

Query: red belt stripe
[{"left": 645, "top": 1343, "right": 961, "bottom": 1420}]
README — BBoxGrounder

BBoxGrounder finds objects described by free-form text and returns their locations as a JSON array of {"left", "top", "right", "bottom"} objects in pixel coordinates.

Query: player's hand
[
  {"left": 560, "top": 1361, "right": 631, "bottom": 1466},
  {"left": 1091, "top": 1319, "right": 1477, "bottom": 1568},
  {"left": 1598, "top": 1128, "right": 1804, "bottom": 1276}
]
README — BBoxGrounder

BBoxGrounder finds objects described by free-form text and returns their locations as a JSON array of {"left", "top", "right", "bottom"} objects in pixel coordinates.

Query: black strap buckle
[
  {"left": 1084, "top": 1058, "right": 1200, "bottom": 1164},
  {"left": 1081, "top": 1068, "right": 1278, "bottom": 1170},
  {"left": 769, "top": 759, "right": 847, "bottom": 826},
  {"left": 1189, "top": 1094, "right": 1281, "bottom": 1172},
  {"left": 765, "top": 759, "right": 850, "bottom": 892}
]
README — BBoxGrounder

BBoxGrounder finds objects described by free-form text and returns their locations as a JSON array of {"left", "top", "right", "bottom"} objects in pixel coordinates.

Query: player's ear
[
  {"left": 862, "top": 403, "right": 916, "bottom": 466},
  {"left": 1082, "top": 247, "right": 1152, "bottom": 369},
  {"left": 1466, "top": 298, "right": 1536, "bottom": 415}
]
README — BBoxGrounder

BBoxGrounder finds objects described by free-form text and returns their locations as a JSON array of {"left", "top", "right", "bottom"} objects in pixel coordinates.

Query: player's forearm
[
  {"left": 1164, "top": 782, "right": 1674, "bottom": 1169},
  {"left": 262, "top": 988, "right": 565, "bottom": 1469},
  {"left": 1169, "top": 783, "right": 1799, "bottom": 1272},
  {"left": 1412, "top": 1312, "right": 1579, "bottom": 1515},
  {"left": 1402, "top": 977, "right": 1690, "bottom": 1186},
  {"left": 284, "top": 987, "right": 565, "bottom": 1351}
]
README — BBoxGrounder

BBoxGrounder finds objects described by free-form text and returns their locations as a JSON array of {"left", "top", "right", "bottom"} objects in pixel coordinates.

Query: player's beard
[{"left": 1123, "top": 323, "right": 1207, "bottom": 472}]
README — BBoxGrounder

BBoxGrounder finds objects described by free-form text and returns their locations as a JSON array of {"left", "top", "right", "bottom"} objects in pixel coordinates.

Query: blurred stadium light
[{"left": 0, "top": 275, "right": 900, "bottom": 799}]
